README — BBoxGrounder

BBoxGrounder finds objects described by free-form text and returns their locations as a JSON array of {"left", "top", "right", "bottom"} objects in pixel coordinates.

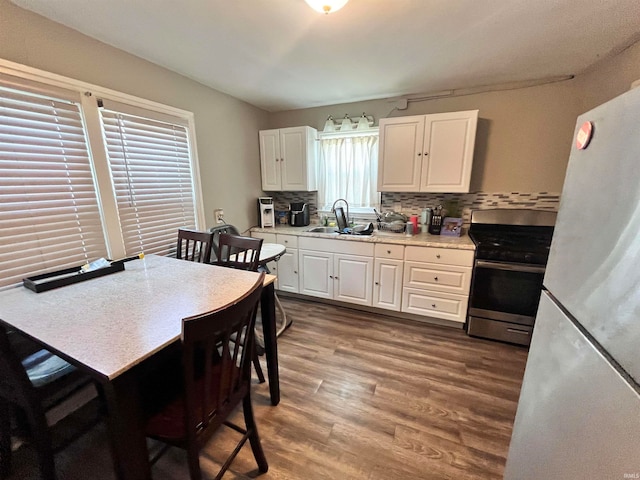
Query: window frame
[
  {"left": 316, "top": 128, "right": 380, "bottom": 220},
  {"left": 0, "top": 59, "right": 205, "bottom": 263}
]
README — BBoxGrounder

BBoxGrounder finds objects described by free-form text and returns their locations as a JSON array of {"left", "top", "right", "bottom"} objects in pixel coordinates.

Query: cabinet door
[
  {"left": 299, "top": 250, "right": 333, "bottom": 299},
  {"left": 333, "top": 254, "right": 373, "bottom": 306},
  {"left": 277, "top": 248, "right": 299, "bottom": 293},
  {"left": 280, "top": 127, "right": 311, "bottom": 191},
  {"left": 373, "top": 258, "right": 403, "bottom": 311},
  {"left": 377, "top": 116, "right": 424, "bottom": 192},
  {"left": 420, "top": 110, "right": 478, "bottom": 193},
  {"left": 259, "top": 129, "right": 281, "bottom": 190}
]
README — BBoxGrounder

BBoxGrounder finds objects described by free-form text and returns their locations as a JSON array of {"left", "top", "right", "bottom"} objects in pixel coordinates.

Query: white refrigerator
[{"left": 504, "top": 86, "right": 640, "bottom": 478}]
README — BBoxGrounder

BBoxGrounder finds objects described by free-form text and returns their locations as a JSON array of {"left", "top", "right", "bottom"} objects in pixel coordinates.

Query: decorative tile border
[
  {"left": 265, "top": 191, "right": 560, "bottom": 225},
  {"left": 381, "top": 192, "right": 560, "bottom": 224}
]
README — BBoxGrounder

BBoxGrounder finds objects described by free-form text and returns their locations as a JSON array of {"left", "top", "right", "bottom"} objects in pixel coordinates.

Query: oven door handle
[{"left": 475, "top": 260, "right": 546, "bottom": 274}]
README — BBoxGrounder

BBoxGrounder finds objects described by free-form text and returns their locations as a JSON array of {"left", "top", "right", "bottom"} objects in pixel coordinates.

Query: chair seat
[
  {"left": 145, "top": 363, "right": 240, "bottom": 442},
  {"left": 22, "top": 350, "right": 76, "bottom": 388}
]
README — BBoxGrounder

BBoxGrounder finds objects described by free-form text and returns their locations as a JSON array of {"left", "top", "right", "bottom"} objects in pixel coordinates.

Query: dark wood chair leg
[
  {"left": 24, "top": 406, "right": 56, "bottom": 480},
  {"left": 242, "top": 393, "right": 268, "bottom": 473},
  {"left": 252, "top": 353, "right": 265, "bottom": 384},
  {"left": 0, "top": 399, "right": 11, "bottom": 478},
  {"left": 186, "top": 445, "right": 202, "bottom": 480}
]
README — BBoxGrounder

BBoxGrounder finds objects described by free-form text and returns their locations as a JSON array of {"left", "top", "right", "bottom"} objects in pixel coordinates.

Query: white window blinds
[
  {"left": 100, "top": 106, "right": 197, "bottom": 257},
  {"left": 0, "top": 85, "right": 107, "bottom": 289}
]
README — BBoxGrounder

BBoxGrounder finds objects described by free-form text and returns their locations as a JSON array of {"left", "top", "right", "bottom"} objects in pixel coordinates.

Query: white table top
[
  {"left": 260, "top": 243, "right": 286, "bottom": 264},
  {"left": 0, "top": 255, "right": 265, "bottom": 380}
]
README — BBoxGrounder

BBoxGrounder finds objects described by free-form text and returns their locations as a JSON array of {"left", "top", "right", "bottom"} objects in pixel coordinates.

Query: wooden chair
[
  {"left": 212, "top": 233, "right": 266, "bottom": 383},
  {"left": 0, "top": 327, "right": 97, "bottom": 480},
  {"left": 214, "top": 233, "right": 263, "bottom": 272},
  {"left": 176, "top": 228, "right": 214, "bottom": 263},
  {"left": 144, "top": 273, "right": 268, "bottom": 480}
]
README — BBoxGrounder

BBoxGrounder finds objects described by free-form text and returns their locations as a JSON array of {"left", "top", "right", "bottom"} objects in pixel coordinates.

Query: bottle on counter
[{"left": 421, "top": 207, "right": 432, "bottom": 233}]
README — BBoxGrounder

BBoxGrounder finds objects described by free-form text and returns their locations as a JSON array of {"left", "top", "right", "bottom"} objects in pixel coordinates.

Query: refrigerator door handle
[{"left": 476, "top": 260, "right": 546, "bottom": 274}]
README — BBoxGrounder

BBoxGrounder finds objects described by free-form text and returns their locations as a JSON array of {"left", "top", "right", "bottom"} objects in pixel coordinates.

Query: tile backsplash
[
  {"left": 381, "top": 192, "right": 560, "bottom": 224},
  {"left": 264, "top": 191, "right": 560, "bottom": 225}
]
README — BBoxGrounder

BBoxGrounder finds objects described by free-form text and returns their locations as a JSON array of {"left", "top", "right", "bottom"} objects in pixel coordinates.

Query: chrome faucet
[{"left": 331, "top": 198, "right": 350, "bottom": 227}]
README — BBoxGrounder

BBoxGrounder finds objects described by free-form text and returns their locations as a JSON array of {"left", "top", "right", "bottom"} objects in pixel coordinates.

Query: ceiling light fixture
[{"left": 304, "top": 0, "right": 349, "bottom": 14}]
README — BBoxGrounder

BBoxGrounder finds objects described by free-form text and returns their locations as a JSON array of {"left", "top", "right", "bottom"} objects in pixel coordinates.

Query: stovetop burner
[{"left": 468, "top": 210, "right": 556, "bottom": 266}]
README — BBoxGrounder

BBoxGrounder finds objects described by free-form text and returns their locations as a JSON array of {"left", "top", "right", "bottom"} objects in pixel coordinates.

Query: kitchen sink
[
  {"left": 306, "top": 226, "right": 339, "bottom": 234},
  {"left": 305, "top": 222, "right": 374, "bottom": 236}
]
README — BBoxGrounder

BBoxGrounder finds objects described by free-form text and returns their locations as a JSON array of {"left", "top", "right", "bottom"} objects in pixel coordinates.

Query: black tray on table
[{"left": 23, "top": 262, "right": 125, "bottom": 293}]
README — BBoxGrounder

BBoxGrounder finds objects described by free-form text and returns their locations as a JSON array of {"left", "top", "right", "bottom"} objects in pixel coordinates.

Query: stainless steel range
[{"left": 466, "top": 209, "right": 557, "bottom": 346}]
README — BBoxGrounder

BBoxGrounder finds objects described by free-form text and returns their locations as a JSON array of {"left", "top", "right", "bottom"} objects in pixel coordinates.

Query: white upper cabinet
[
  {"left": 377, "top": 110, "right": 478, "bottom": 193},
  {"left": 259, "top": 126, "right": 318, "bottom": 191}
]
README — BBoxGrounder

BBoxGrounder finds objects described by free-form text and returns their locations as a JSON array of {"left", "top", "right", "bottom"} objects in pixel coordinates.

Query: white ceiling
[{"left": 11, "top": 0, "right": 640, "bottom": 112}]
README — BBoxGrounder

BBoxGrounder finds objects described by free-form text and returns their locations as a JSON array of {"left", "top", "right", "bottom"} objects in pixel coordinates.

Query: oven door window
[{"left": 470, "top": 266, "right": 544, "bottom": 318}]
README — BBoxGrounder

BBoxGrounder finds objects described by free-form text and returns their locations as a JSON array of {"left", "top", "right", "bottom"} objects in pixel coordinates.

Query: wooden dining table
[{"left": 0, "top": 254, "right": 280, "bottom": 479}]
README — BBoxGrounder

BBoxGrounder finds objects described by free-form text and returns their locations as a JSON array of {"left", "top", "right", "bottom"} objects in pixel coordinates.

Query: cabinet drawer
[
  {"left": 405, "top": 246, "right": 474, "bottom": 267},
  {"left": 299, "top": 237, "right": 374, "bottom": 256},
  {"left": 403, "top": 262, "right": 472, "bottom": 294},
  {"left": 374, "top": 243, "right": 404, "bottom": 260},
  {"left": 401, "top": 288, "right": 468, "bottom": 323},
  {"left": 276, "top": 234, "right": 298, "bottom": 249}
]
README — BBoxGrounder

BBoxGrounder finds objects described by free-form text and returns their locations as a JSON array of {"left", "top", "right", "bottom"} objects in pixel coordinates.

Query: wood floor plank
[{"left": 7, "top": 296, "right": 528, "bottom": 479}]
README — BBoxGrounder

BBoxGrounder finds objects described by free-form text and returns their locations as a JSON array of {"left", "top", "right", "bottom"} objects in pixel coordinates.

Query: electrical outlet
[{"left": 214, "top": 209, "right": 224, "bottom": 224}]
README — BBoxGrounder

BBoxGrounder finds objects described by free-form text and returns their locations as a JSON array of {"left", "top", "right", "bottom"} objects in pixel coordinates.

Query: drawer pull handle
[
  {"left": 329, "top": 275, "right": 333, "bottom": 279},
  {"left": 436, "top": 254, "right": 441, "bottom": 259},
  {"left": 294, "top": 271, "right": 297, "bottom": 274},
  {"left": 431, "top": 304, "right": 437, "bottom": 308},
  {"left": 387, "top": 250, "right": 391, "bottom": 254},
  {"left": 507, "top": 328, "right": 530, "bottom": 336},
  {"left": 375, "top": 281, "right": 379, "bottom": 285},
  {"left": 434, "top": 276, "right": 438, "bottom": 281},
  {"left": 335, "top": 276, "right": 339, "bottom": 280}
]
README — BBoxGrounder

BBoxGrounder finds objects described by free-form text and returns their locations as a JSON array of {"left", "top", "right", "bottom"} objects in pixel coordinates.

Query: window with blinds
[
  {"left": 0, "top": 86, "right": 107, "bottom": 289},
  {"left": 100, "top": 107, "right": 197, "bottom": 257}
]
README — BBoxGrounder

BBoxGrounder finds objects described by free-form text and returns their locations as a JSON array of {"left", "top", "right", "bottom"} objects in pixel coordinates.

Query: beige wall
[
  {"left": 574, "top": 40, "right": 640, "bottom": 112},
  {"left": 269, "top": 81, "right": 580, "bottom": 193},
  {"left": 0, "top": 0, "right": 269, "bottom": 231},
  {"left": 269, "top": 39, "right": 640, "bottom": 194},
  {"left": 2, "top": 0, "right": 639, "bottom": 224}
]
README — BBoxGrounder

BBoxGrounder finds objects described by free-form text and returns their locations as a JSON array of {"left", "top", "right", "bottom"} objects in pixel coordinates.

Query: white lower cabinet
[
  {"left": 251, "top": 232, "right": 299, "bottom": 293},
  {"left": 373, "top": 243, "right": 404, "bottom": 311},
  {"left": 253, "top": 231, "right": 476, "bottom": 324},
  {"left": 299, "top": 249, "right": 333, "bottom": 298},
  {"left": 401, "top": 246, "right": 474, "bottom": 323},
  {"left": 333, "top": 254, "right": 373, "bottom": 306},
  {"left": 299, "top": 237, "right": 374, "bottom": 306}
]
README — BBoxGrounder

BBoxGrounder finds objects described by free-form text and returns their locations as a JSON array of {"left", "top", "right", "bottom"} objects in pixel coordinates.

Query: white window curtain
[
  {"left": 317, "top": 133, "right": 379, "bottom": 212},
  {"left": 100, "top": 104, "right": 197, "bottom": 257},
  {"left": 0, "top": 82, "right": 107, "bottom": 289}
]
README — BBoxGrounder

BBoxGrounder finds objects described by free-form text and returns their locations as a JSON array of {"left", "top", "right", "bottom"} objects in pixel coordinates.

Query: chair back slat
[
  {"left": 214, "top": 233, "right": 263, "bottom": 272},
  {"left": 0, "top": 326, "right": 34, "bottom": 409},
  {"left": 176, "top": 229, "right": 214, "bottom": 263},
  {"left": 181, "top": 272, "right": 264, "bottom": 438}
]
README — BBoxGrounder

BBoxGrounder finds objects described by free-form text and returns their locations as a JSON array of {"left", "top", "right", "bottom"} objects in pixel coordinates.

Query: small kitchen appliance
[
  {"left": 288, "top": 202, "right": 310, "bottom": 227},
  {"left": 258, "top": 197, "right": 275, "bottom": 228}
]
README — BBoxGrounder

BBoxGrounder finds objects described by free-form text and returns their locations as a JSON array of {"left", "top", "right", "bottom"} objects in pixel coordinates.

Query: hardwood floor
[{"left": 7, "top": 297, "right": 528, "bottom": 479}]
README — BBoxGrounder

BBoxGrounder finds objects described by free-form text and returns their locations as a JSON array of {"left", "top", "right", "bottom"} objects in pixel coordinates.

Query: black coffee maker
[{"left": 289, "top": 202, "right": 310, "bottom": 226}]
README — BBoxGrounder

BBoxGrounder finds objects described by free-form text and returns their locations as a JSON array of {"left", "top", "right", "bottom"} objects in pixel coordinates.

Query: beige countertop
[{"left": 251, "top": 225, "right": 475, "bottom": 250}]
